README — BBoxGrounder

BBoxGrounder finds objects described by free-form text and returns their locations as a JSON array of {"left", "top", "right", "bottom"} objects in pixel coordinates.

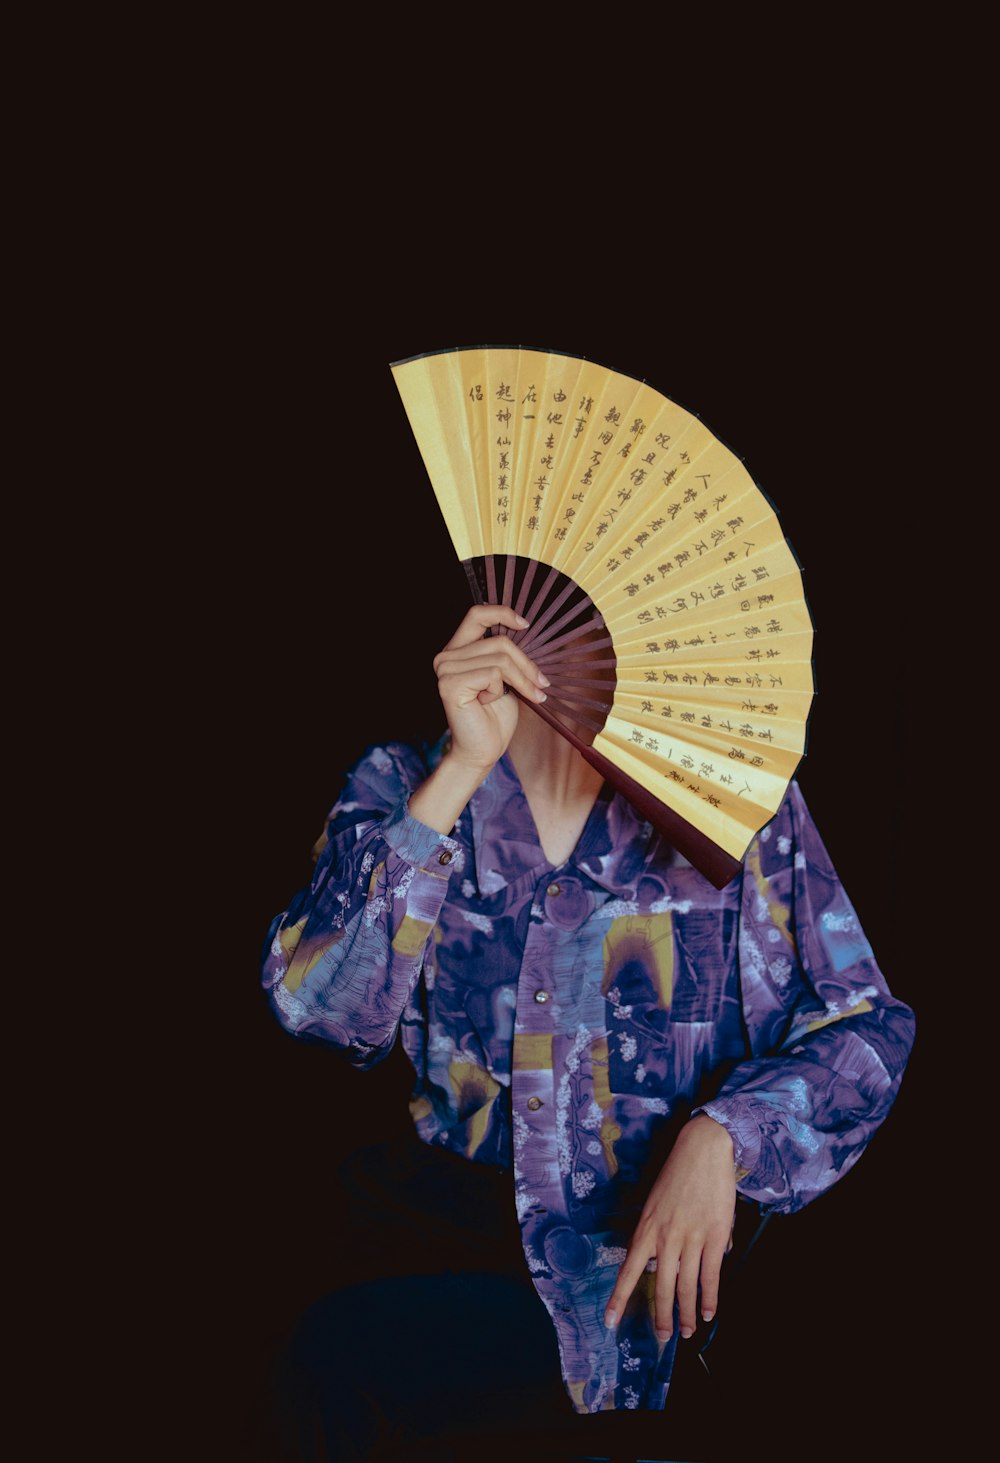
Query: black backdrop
[{"left": 181, "top": 297, "right": 928, "bottom": 1459}]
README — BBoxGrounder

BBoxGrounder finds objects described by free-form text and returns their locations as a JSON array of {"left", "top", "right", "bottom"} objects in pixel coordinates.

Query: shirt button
[
  {"left": 534, "top": 990, "right": 550, "bottom": 1004},
  {"left": 546, "top": 882, "right": 561, "bottom": 897},
  {"left": 438, "top": 851, "right": 453, "bottom": 865},
  {"left": 526, "top": 1096, "right": 543, "bottom": 1111}
]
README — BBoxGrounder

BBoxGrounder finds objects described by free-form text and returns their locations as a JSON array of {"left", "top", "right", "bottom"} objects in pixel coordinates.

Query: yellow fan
[{"left": 391, "top": 346, "right": 814, "bottom": 888}]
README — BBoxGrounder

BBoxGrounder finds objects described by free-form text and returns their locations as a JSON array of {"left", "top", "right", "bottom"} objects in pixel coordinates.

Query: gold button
[
  {"left": 526, "top": 1096, "right": 543, "bottom": 1111},
  {"left": 546, "top": 882, "right": 561, "bottom": 897},
  {"left": 534, "top": 990, "right": 550, "bottom": 1004},
  {"left": 438, "top": 851, "right": 453, "bottom": 865}
]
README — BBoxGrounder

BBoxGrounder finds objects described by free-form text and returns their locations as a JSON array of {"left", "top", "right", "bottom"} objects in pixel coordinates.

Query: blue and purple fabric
[{"left": 261, "top": 738, "right": 914, "bottom": 1414}]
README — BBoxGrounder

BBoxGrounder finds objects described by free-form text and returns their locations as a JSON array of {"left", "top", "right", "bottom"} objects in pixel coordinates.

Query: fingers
[
  {"left": 441, "top": 603, "right": 533, "bottom": 652},
  {"left": 653, "top": 1246, "right": 681, "bottom": 1342},
  {"left": 606, "top": 1234, "right": 725, "bottom": 1342},
  {"left": 434, "top": 625, "right": 550, "bottom": 706},
  {"left": 438, "top": 653, "right": 548, "bottom": 707},
  {"left": 698, "top": 1239, "right": 726, "bottom": 1325},
  {"left": 608, "top": 1116, "right": 735, "bottom": 1343},
  {"left": 437, "top": 664, "right": 509, "bottom": 711},
  {"left": 428, "top": 606, "right": 551, "bottom": 774},
  {"left": 445, "top": 664, "right": 505, "bottom": 704},
  {"left": 675, "top": 1249, "right": 700, "bottom": 1339},
  {"left": 603, "top": 1241, "right": 651, "bottom": 1333}
]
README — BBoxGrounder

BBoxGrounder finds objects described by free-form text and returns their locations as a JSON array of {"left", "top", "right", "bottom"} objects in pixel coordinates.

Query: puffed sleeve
[
  {"left": 694, "top": 782, "right": 915, "bottom": 1215},
  {"left": 260, "top": 741, "right": 464, "bottom": 1069}
]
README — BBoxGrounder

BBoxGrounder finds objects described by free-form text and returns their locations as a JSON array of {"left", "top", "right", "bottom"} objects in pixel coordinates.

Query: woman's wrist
[{"left": 408, "top": 752, "right": 493, "bottom": 836}]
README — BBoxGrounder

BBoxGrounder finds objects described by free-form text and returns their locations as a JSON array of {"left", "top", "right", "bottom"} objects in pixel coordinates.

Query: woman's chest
[{"left": 428, "top": 874, "right": 744, "bottom": 1039}]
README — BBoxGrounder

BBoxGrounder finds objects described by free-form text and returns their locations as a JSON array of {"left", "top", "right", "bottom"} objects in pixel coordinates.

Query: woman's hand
[
  {"left": 432, "top": 604, "right": 549, "bottom": 774},
  {"left": 604, "top": 1114, "right": 736, "bottom": 1343},
  {"left": 408, "top": 605, "right": 548, "bottom": 837}
]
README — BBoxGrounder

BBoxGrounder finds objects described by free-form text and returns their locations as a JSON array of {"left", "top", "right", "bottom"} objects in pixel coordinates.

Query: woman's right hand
[
  {"left": 432, "top": 604, "right": 549, "bottom": 774},
  {"left": 408, "top": 605, "right": 550, "bottom": 838}
]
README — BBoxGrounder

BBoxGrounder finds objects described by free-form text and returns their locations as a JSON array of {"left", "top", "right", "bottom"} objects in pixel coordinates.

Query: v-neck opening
[
  {"left": 498, "top": 750, "right": 612, "bottom": 872},
  {"left": 496, "top": 751, "right": 554, "bottom": 871},
  {"left": 464, "top": 743, "right": 656, "bottom": 899}
]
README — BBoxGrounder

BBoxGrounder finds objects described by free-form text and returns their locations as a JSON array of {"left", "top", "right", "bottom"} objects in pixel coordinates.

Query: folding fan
[{"left": 391, "top": 346, "right": 814, "bottom": 888}]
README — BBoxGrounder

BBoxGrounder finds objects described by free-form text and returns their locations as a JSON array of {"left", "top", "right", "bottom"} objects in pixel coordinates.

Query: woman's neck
[{"left": 506, "top": 709, "right": 605, "bottom": 865}]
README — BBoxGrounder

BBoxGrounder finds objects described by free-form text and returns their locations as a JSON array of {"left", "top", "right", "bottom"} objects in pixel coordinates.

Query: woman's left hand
[{"left": 603, "top": 1114, "right": 736, "bottom": 1342}]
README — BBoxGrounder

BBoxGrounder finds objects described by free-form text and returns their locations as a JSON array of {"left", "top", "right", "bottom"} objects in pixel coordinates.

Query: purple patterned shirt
[{"left": 261, "top": 737, "right": 914, "bottom": 1414}]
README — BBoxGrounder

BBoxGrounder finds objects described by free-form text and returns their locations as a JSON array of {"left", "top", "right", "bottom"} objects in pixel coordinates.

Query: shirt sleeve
[
  {"left": 259, "top": 741, "right": 465, "bottom": 1069},
  {"left": 694, "top": 782, "right": 915, "bottom": 1215}
]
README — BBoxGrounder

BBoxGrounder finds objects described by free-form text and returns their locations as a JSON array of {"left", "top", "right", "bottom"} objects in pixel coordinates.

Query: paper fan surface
[{"left": 391, "top": 346, "right": 813, "bottom": 886}]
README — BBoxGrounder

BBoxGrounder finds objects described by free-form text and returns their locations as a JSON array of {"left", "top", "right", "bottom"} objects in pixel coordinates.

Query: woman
[{"left": 262, "top": 604, "right": 915, "bottom": 1459}]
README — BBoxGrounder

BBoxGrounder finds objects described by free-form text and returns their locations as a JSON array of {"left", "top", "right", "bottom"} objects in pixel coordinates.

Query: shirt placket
[
  {"left": 511, "top": 873, "right": 567, "bottom": 1221},
  {"left": 513, "top": 873, "right": 624, "bottom": 1413}
]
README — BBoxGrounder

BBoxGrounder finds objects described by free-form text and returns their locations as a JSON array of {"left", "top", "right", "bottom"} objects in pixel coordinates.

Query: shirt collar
[{"left": 462, "top": 748, "right": 662, "bottom": 901}]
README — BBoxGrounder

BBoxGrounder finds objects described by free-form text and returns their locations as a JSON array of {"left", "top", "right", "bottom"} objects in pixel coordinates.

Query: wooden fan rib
[
  {"left": 538, "top": 652, "right": 617, "bottom": 674},
  {"left": 513, "top": 558, "right": 540, "bottom": 620},
  {"left": 533, "top": 621, "right": 613, "bottom": 656},
  {"left": 518, "top": 571, "right": 577, "bottom": 650},
  {"left": 535, "top": 641, "right": 614, "bottom": 671},
  {"left": 485, "top": 555, "right": 499, "bottom": 605},
  {"left": 539, "top": 673, "right": 617, "bottom": 694},
  {"left": 538, "top": 698, "right": 607, "bottom": 732},
  {"left": 543, "top": 687, "right": 614, "bottom": 717},
  {"left": 501, "top": 554, "right": 516, "bottom": 611},
  {"left": 520, "top": 600, "right": 601, "bottom": 658}
]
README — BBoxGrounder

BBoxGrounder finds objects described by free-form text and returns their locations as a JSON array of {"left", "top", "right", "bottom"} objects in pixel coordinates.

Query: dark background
[
  {"left": 168, "top": 267, "right": 931, "bottom": 1459},
  {"left": 28, "top": 31, "right": 963, "bottom": 1452}
]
